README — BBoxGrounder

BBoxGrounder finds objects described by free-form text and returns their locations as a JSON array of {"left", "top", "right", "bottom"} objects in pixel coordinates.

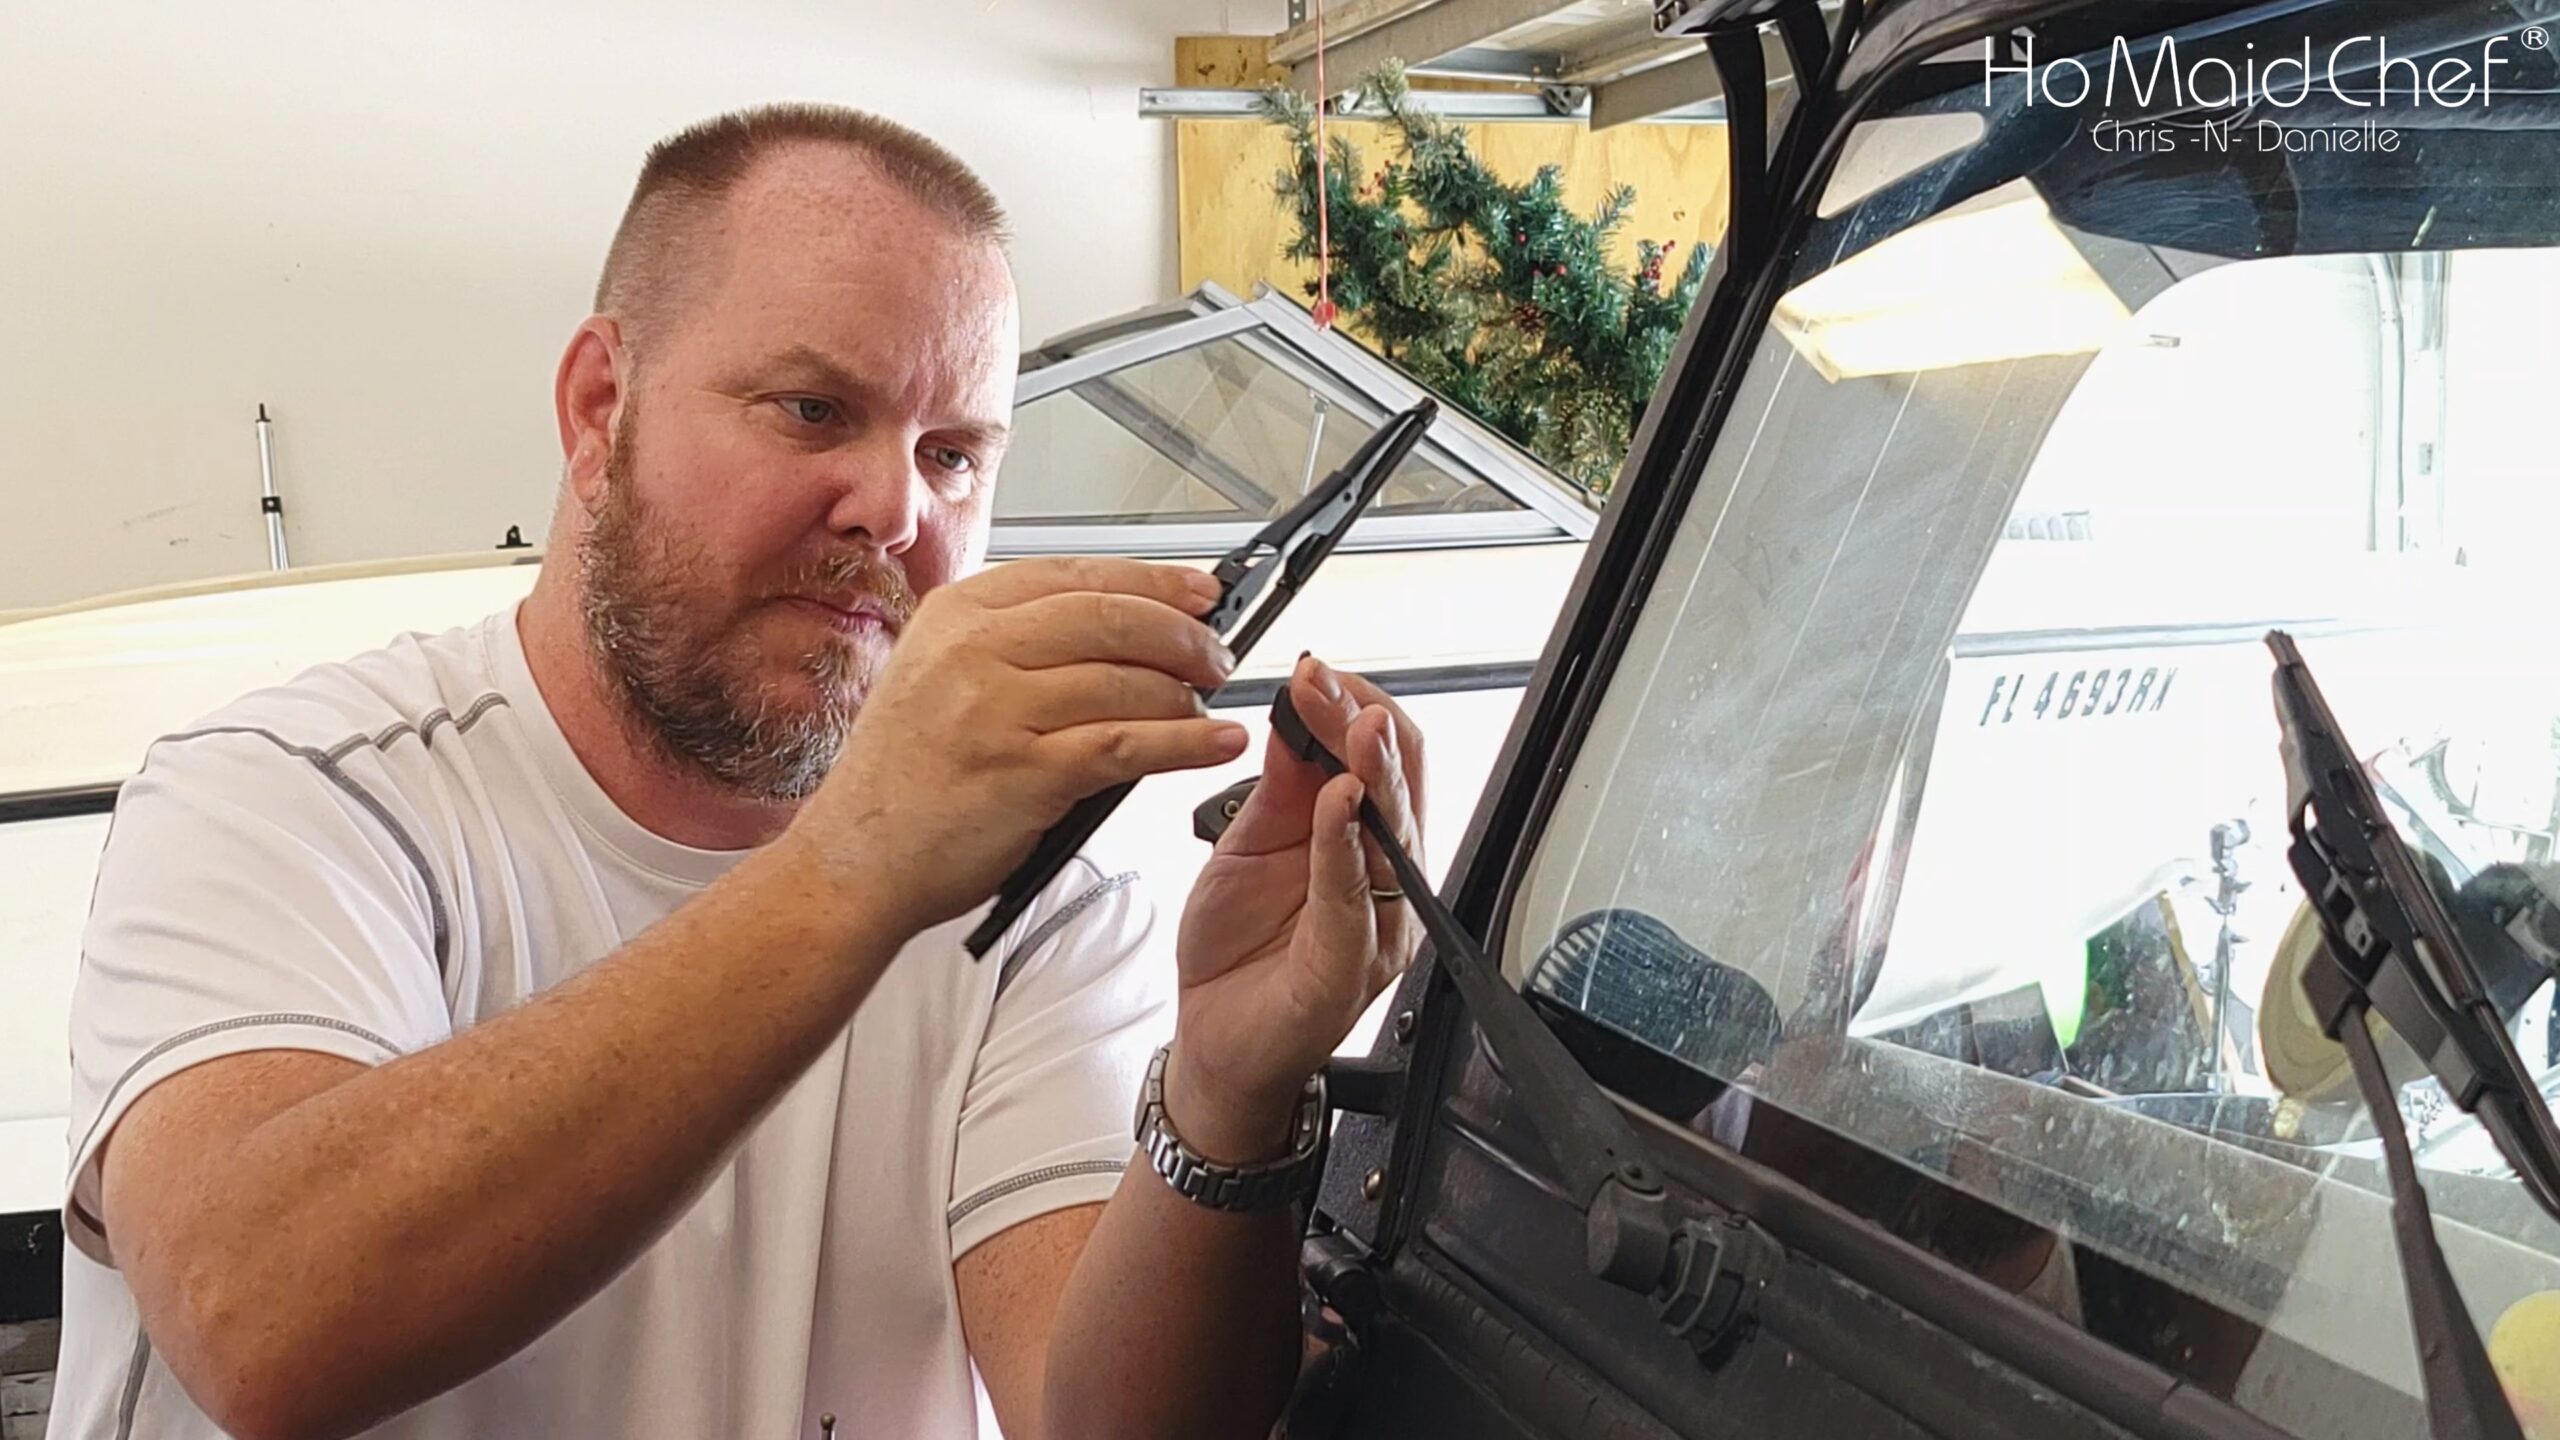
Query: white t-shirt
[{"left": 51, "top": 606, "right": 1173, "bottom": 1439}]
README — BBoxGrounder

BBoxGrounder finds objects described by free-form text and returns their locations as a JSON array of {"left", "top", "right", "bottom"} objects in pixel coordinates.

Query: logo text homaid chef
[{"left": 1988, "top": 33, "right": 2519, "bottom": 110}]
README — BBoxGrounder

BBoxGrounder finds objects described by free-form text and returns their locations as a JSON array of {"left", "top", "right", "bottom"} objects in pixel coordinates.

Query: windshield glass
[
  {"left": 998, "top": 332, "right": 1519, "bottom": 527},
  {"left": 1504, "top": 4, "right": 2560, "bottom": 1431}
]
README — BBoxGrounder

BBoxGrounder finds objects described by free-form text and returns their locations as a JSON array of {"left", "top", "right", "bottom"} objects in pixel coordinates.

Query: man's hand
[
  {"left": 1166, "top": 655, "right": 1426, "bottom": 1161},
  {"left": 795, "top": 557, "right": 1247, "bottom": 941},
  {"left": 1027, "top": 655, "right": 1424, "bottom": 1440}
]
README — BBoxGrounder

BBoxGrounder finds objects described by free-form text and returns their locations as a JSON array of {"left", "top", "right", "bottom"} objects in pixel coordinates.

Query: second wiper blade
[
  {"left": 2268, "top": 631, "right": 2560, "bottom": 1219},
  {"left": 2267, "top": 630, "right": 2559, "bottom": 1440}
]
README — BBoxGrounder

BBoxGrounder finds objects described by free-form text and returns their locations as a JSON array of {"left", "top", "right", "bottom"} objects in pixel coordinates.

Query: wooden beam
[
  {"left": 1590, "top": 51, "right": 1723, "bottom": 130},
  {"left": 1556, "top": 31, "right": 1699, "bottom": 86},
  {"left": 1286, "top": 0, "right": 1578, "bottom": 93},
  {"left": 1269, "top": 0, "right": 1442, "bottom": 65},
  {"left": 1588, "top": 29, "right": 1788, "bottom": 130}
]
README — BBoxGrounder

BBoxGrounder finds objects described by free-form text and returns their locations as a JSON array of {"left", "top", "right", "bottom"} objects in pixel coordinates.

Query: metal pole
[
  {"left": 2205, "top": 819, "right": 2251, "bottom": 1089},
  {"left": 1296, "top": 394, "right": 1331, "bottom": 497},
  {"left": 255, "top": 403, "right": 289, "bottom": 570}
]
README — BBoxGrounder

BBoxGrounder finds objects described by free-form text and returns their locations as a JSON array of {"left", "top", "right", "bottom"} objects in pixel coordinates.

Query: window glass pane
[
  {"left": 998, "top": 334, "right": 1521, "bottom": 527},
  {"left": 1501, "top": 27, "right": 2560, "bottom": 1432}
]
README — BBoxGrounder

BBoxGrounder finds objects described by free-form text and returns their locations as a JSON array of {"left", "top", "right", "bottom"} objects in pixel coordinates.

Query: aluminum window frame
[{"left": 996, "top": 283, "right": 1598, "bottom": 558}]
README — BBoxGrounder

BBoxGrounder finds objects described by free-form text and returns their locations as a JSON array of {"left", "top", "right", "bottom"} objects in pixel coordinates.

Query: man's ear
[{"left": 555, "top": 317, "right": 628, "bottom": 509}]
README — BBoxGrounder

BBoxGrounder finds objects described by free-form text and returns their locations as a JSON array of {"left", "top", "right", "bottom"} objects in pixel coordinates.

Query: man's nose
[{"left": 817, "top": 435, "right": 926, "bottom": 553}]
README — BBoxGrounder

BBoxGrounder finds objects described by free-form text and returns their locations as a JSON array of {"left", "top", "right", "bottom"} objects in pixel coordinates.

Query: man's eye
[
  {"left": 927, "top": 445, "right": 977, "bottom": 475},
  {"left": 781, "top": 397, "right": 839, "bottom": 426}
]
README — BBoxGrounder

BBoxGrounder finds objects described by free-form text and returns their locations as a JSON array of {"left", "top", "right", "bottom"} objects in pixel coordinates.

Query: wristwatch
[{"left": 1133, "top": 1044, "right": 1327, "bottom": 1213}]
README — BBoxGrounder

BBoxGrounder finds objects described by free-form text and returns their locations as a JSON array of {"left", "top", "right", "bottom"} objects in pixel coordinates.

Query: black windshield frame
[{"left": 1321, "top": 2, "right": 2560, "bottom": 1437}]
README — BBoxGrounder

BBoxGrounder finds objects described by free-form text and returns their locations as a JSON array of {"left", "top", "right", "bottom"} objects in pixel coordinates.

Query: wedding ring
[{"left": 1369, "top": 886, "right": 1404, "bottom": 903}]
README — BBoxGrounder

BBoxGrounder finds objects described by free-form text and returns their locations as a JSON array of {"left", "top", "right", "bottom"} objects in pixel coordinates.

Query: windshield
[{"left": 1502, "top": 5, "right": 2560, "bottom": 1432}]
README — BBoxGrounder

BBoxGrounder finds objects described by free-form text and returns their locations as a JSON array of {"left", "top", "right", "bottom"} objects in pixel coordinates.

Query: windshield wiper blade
[
  {"left": 2266, "top": 629, "right": 2560, "bottom": 1440},
  {"left": 962, "top": 400, "right": 1438, "bottom": 961},
  {"left": 2269, "top": 631, "right": 2560, "bottom": 1217}
]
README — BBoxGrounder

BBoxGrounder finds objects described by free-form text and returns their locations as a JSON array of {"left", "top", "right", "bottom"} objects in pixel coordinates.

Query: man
[{"left": 49, "top": 104, "right": 1426, "bottom": 1439}]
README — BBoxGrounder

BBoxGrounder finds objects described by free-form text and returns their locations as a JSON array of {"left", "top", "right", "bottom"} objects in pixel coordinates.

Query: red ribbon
[{"left": 1311, "top": 0, "right": 1336, "bottom": 330}]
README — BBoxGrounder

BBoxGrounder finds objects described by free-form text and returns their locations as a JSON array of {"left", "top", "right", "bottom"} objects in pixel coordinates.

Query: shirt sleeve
[
  {"left": 63, "top": 728, "right": 454, "bottom": 1264},
  {"left": 945, "top": 854, "right": 1175, "bottom": 1258}
]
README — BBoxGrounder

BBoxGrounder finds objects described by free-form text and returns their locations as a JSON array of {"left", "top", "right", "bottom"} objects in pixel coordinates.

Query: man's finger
[
  {"left": 1342, "top": 704, "right": 1423, "bottom": 965},
  {"left": 1295, "top": 660, "right": 1425, "bottom": 845},
  {"left": 1344, "top": 703, "right": 1422, "bottom": 866},
  {"left": 1304, "top": 772, "right": 1378, "bottom": 987},
  {"left": 999, "top": 591, "right": 1235, "bottom": 691},
  {"left": 1036, "top": 717, "right": 1253, "bottom": 797},
  {"left": 1326, "top": 667, "right": 1426, "bottom": 815},
  {"left": 961, "top": 556, "right": 1221, "bottom": 617},
  {"left": 1212, "top": 655, "right": 1358, "bottom": 856},
  {"left": 1023, "top": 663, "right": 1213, "bottom": 734},
  {"left": 1288, "top": 656, "right": 1363, "bottom": 756}
]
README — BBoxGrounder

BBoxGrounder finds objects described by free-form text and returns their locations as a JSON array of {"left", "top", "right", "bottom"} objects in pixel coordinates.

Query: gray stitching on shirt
[
  {"left": 326, "top": 691, "right": 509, "bottom": 766},
  {"left": 149, "top": 698, "right": 509, "bottom": 977},
  {"left": 995, "top": 869, "right": 1139, "bottom": 999},
  {"left": 315, "top": 761, "right": 451, "bottom": 971},
  {"left": 73, "top": 1011, "right": 403, "bottom": 1169},
  {"left": 113, "top": 1318, "right": 150, "bottom": 1440},
  {"left": 946, "top": 1157, "right": 1131, "bottom": 1232}
]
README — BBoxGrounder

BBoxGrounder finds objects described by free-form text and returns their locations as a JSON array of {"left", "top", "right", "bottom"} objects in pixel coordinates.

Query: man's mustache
[{"left": 772, "top": 552, "right": 918, "bottom": 629}]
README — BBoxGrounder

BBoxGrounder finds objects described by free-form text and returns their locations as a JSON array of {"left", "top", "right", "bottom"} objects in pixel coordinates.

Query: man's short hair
[{"left": 595, "top": 102, "right": 1009, "bottom": 349}]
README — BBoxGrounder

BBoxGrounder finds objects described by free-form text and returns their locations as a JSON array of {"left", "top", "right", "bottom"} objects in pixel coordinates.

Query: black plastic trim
[{"left": 0, "top": 782, "right": 120, "bottom": 825}]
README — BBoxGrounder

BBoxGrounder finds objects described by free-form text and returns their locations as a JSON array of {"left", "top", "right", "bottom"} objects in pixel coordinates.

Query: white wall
[{"left": 0, "top": 0, "right": 1287, "bottom": 611}]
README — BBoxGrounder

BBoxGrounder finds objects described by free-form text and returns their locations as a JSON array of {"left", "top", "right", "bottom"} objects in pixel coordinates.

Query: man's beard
[{"left": 578, "top": 416, "right": 915, "bottom": 802}]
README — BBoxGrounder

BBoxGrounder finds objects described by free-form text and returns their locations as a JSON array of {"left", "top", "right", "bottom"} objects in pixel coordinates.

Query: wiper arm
[
  {"left": 2266, "top": 630, "right": 2560, "bottom": 1440},
  {"left": 1271, "top": 691, "right": 1779, "bottom": 1340},
  {"left": 962, "top": 400, "right": 1438, "bottom": 960}
]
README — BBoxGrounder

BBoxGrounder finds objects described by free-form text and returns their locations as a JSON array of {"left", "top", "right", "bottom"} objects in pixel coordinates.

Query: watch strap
[{"left": 1132, "top": 1045, "right": 1326, "bottom": 1213}]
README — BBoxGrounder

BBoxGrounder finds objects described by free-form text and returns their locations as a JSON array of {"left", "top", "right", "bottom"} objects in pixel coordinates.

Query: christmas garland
[{"left": 1260, "top": 65, "right": 1713, "bottom": 498}]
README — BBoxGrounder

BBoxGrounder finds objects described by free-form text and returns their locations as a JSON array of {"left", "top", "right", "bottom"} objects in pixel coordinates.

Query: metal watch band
[{"left": 1132, "top": 1045, "right": 1327, "bottom": 1213}]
